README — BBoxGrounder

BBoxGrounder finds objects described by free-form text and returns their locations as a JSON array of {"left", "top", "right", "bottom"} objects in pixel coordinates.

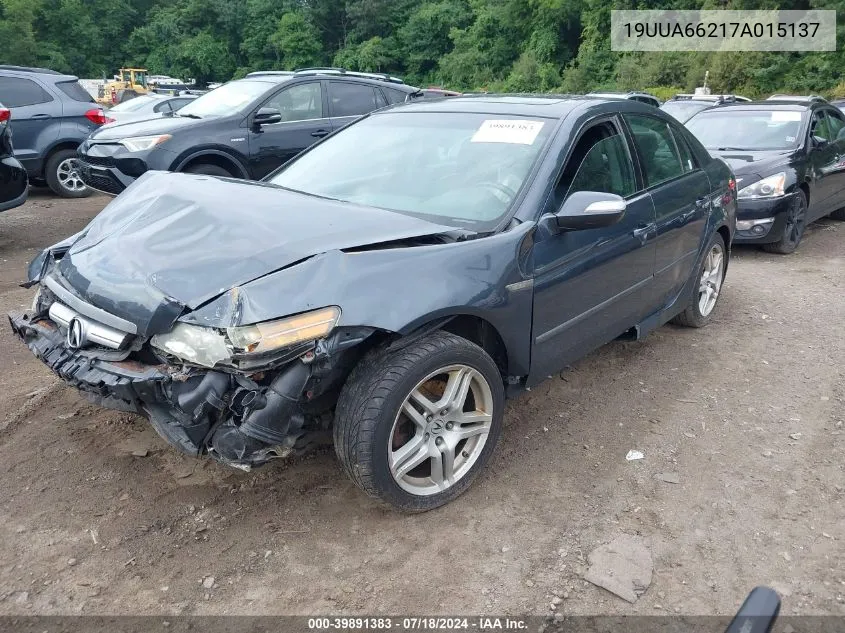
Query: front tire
[
  {"left": 45, "top": 149, "right": 92, "bottom": 198},
  {"left": 333, "top": 331, "right": 505, "bottom": 512},
  {"left": 762, "top": 190, "right": 807, "bottom": 254},
  {"left": 672, "top": 232, "right": 726, "bottom": 328}
]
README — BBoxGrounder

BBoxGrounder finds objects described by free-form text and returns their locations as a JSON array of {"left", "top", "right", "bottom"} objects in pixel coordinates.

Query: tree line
[{"left": 1, "top": 0, "right": 843, "bottom": 99}]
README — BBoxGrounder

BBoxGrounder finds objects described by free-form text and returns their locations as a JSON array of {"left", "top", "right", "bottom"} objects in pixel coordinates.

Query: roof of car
[
  {"left": 713, "top": 100, "right": 818, "bottom": 111},
  {"left": 0, "top": 65, "right": 79, "bottom": 82},
  {"left": 233, "top": 73, "right": 420, "bottom": 92},
  {"left": 381, "top": 93, "right": 665, "bottom": 118}
]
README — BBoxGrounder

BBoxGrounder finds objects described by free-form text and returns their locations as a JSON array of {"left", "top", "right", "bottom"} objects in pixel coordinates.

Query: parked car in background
[
  {"left": 686, "top": 99, "right": 845, "bottom": 253},
  {"left": 11, "top": 95, "right": 735, "bottom": 510},
  {"left": 0, "top": 65, "right": 106, "bottom": 197},
  {"left": 661, "top": 94, "right": 750, "bottom": 123},
  {"left": 420, "top": 87, "right": 462, "bottom": 98},
  {"left": 77, "top": 68, "right": 423, "bottom": 195},
  {"left": 766, "top": 94, "right": 826, "bottom": 103},
  {"left": 104, "top": 93, "right": 197, "bottom": 126},
  {"left": 0, "top": 101, "right": 28, "bottom": 212},
  {"left": 588, "top": 91, "right": 660, "bottom": 108}
]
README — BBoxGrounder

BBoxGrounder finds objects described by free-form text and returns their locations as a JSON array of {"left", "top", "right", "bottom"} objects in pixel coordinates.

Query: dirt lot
[{"left": 0, "top": 191, "right": 842, "bottom": 617}]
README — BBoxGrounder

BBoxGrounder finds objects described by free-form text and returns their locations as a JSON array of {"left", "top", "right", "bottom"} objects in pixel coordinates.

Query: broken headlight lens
[
  {"left": 119, "top": 134, "right": 172, "bottom": 152},
  {"left": 226, "top": 306, "right": 341, "bottom": 355},
  {"left": 150, "top": 307, "right": 341, "bottom": 368},
  {"left": 150, "top": 323, "right": 231, "bottom": 368}
]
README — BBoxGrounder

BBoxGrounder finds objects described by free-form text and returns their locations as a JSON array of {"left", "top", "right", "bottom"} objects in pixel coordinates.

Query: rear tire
[
  {"left": 333, "top": 331, "right": 505, "bottom": 512},
  {"left": 183, "top": 163, "right": 233, "bottom": 178},
  {"left": 44, "top": 149, "right": 92, "bottom": 198},
  {"left": 762, "top": 190, "right": 807, "bottom": 254},
  {"left": 672, "top": 232, "right": 726, "bottom": 328}
]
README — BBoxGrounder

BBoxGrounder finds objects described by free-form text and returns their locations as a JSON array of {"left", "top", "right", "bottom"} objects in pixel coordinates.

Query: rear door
[
  {"left": 246, "top": 80, "right": 329, "bottom": 179},
  {"left": 327, "top": 80, "right": 388, "bottom": 132},
  {"left": 624, "top": 113, "right": 711, "bottom": 304},
  {"left": 0, "top": 76, "right": 59, "bottom": 172},
  {"left": 530, "top": 116, "right": 657, "bottom": 380}
]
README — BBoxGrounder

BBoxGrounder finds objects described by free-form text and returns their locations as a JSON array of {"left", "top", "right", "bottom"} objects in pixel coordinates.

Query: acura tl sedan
[{"left": 9, "top": 96, "right": 736, "bottom": 511}]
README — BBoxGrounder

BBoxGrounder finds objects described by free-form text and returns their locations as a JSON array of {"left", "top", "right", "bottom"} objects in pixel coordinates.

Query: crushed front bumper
[{"left": 8, "top": 310, "right": 315, "bottom": 467}]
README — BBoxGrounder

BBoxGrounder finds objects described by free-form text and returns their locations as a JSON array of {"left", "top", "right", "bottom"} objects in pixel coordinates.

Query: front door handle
[
  {"left": 31, "top": 113, "right": 51, "bottom": 120},
  {"left": 632, "top": 225, "right": 653, "bottom": 241},
  {"left": 311, "top": 129, "right": 330, "bottom": 138}
]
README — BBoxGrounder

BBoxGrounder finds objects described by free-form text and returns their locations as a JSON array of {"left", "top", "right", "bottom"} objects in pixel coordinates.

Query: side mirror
[
  {"left": 549, "top": 191, "right": 627, "bottom": 232},
  {"left": 812, "top": 135, "right": 829, "bottom": 148},
  {"left": 253, "top": 107, "right": 282, "bottom": 128}
]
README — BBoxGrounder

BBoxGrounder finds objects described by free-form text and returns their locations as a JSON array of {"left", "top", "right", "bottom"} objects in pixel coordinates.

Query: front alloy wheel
[{"left": 333, "top": 331, "right": 504, "bottom": 512}]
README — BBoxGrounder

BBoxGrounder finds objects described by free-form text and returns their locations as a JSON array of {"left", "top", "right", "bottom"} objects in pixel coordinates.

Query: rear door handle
[
  {"left": 311, "top": 129, "right": 330, "bottom": 138},
  {"left": 31, "top": 113, "right": 51, "bottom": 120}
]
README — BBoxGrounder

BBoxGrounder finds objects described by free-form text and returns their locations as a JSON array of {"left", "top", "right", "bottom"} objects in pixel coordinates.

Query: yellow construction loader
[{"left": 96, "top": 68, "right": 150, "bottom": 106}]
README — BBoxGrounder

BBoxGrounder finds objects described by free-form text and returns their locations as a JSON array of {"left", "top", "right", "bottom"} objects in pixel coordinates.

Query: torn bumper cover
[{"left": 8, "top": 310, "right": 319, "bottom": 468}]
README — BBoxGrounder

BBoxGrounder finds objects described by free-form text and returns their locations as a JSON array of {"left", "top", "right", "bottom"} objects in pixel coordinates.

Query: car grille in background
[
  {"left": 84, "top": 170, "right": 124, "bottom": 195},
  {"left": 82, "top": 155, "right": 116, "bottom": 167}
]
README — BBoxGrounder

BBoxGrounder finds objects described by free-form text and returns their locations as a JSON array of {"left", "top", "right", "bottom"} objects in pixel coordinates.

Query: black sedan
[
  {"left": 686, "top": 100, "right": 845, "bottom": 253},
  {"left": 9, "top": 96, "right": 735, "bottom": 511},
  {"left": 0, "top": 102, "right": 27, "bottom": 212}
]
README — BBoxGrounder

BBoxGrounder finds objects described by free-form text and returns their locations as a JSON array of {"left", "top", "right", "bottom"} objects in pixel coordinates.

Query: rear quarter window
[
  {"left": 56, "top": 81, "right": 94, "bottom": 103},
  {"left": 0, "top": 76, "right": 53, "bottom": 107}
]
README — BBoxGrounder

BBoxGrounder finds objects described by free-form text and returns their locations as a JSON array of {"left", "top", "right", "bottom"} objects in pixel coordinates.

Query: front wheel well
[
  {"left": 439, "top": 315, "right": 509, "bottom": 378},
  {"left": 179, "top": 153, "right": 245, "bottom": 178},
  {"left": 798, "top": 181, "right": 810, "bottom": 205}
]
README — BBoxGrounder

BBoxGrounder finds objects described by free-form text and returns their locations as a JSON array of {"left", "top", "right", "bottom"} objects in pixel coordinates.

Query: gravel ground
[{"left": 0, "top": 190, "right": 842, "bottom": 616}]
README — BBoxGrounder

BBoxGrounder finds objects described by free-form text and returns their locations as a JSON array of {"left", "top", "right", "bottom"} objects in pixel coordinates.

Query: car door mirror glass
[
  {"left": 254, "top": 107, "right": 282, "bottom": 126},
  {"left": 553, "top": 191, "right": 627, "bottom": 231}
]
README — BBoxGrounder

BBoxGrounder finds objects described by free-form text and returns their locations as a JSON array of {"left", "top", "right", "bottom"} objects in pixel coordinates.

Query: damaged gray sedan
[{"left": 9, "top": 96, "right": 735, "bottom": 511}]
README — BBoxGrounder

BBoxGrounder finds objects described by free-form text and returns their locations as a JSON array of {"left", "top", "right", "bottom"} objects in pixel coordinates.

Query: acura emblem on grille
[{"left": 66, "top": 318, "right": 87, "bottom": 349}]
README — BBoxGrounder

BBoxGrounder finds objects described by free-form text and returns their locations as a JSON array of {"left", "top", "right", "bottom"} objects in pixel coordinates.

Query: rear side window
[
  {"left": 625, "top": 114, "right": 685, "bottom": 187},
  {"left": 382, "top": 87, "right": 409, "bottom": 104},
  {"left": 670, "top": 125, "right": 698, "bottom": 172},
  {"left": 56, "top": 81, "right": 94, "bottom": 103},
  {"left": 329, "top": 82, "right": 378, "bottom": 117},
  {"left": 0, "top": 77, "right": 53, "bottom": 107},
  {"left": 153, "top": 101, "right": 173, "bottom": 113}
]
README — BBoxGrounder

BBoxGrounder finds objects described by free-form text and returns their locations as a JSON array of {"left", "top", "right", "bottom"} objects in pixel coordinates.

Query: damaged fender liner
[{"left": 7, "top": 310, "right": 316, "bottom": 465}]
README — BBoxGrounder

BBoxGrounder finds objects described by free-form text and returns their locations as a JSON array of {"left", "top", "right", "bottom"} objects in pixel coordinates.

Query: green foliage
[{"left": 0, "top": 0, "right": 842, "bottom": 98}]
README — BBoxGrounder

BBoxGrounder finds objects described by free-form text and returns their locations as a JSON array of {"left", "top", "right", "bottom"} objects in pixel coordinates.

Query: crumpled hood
[
  {"left": 710, "top": 149, "right": 794, "bottom": 182},
  {"left": 54, "top": 171, "right": 458, "bottom": 335}
]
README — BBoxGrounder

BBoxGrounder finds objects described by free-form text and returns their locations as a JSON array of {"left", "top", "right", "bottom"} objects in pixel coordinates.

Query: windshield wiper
[
  {"left": 715, "top": 146, "right": 747, "bottom": 151},
  {"left": 177, "top": 113, "right": 202, "bottom": 119}
]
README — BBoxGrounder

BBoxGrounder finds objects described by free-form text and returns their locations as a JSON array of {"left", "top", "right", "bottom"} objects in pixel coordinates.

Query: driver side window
[
  {"left": 555, "top": 121, "right": 637, "bottom": 205},
  {"left": 825, "top": 110, "right": 845, "bottom": 141},
  {"left": 264, "top": 83, "right": 323, "bottom": 123},
  {"left": 811, "top": 110, "right": 832, "bottom": 142}
]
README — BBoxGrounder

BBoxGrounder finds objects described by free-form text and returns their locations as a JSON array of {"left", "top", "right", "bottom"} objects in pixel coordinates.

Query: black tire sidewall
[
  {"left": 184, "top": 164, "right": 232, "bottom": 177},
  {"left": 45, "top": 149, "right": 91, "bottom": 198}
]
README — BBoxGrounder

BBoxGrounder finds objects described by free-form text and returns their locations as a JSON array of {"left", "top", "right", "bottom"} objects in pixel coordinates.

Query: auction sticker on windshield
[
  {"left": 771, "top": 111, "right": 803, "bottom": 122},
  {"left": 472, "top": 120, "right": 545, "bottom": 145}
]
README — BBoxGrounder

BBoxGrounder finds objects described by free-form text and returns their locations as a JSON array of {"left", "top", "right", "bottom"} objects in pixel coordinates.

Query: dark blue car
[{"left": 9, "top": 95, "right": 735, "bottom": 511}]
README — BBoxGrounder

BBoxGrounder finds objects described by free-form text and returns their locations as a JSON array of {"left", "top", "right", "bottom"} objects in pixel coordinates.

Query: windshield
[
  {"left": 686, "top": 109, "right": 805, "bottom": 150},
  {"left": 109, "top": 95, "right": 159, "bottom": 112},
  {"left": 177, "top": 80, "right": 270, "bottom": 119},
  {"left": 660, "top": 101, "right": 712, "bottom": 122},
  {"left": 268, "top": 112, "right": 553, "bottom": 229}
]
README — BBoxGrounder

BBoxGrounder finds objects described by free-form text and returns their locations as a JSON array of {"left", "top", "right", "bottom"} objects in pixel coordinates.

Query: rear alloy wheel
[
  {"left": 672, "top": 233, "right": 726, "bottom": 328},
  {"left": 763, "top": 190, "right": 807, "bottom": 254},
  {"left": 45, "top": 149, "right": 92, "bottom": 198},
  {"left": 333, "top": 331, "right": 504, "bottom": 512}
]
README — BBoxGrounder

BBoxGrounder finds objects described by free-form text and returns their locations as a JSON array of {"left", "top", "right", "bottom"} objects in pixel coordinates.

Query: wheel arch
[
  {"left": 388, "top": 313, "right": 512, "bottom": 380},
  {"left": 172, "top": 150, "right": 249, "bottom": 179},
  {"left": 41, "top": 140, "right": 84, "bottom": 177}
]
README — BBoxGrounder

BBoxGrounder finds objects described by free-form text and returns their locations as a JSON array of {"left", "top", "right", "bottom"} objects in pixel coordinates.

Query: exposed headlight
[
  {"left": 150, "top": 307, "right": 341, "bottom": 368},
  {"left": 737, "top": 172, "right": 786, "bottom": 200},
  {"left": 119, "top": 134, "right": 172, "bottom": 152},
  {"left": 226, "top": 306, "right": 341, "bottom": 355}
]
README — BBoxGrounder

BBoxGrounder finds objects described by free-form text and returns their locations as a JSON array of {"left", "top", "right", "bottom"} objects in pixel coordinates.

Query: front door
[
  {"left": 247, "top": 81, "right": 329, "bottom": 179},
  {"left": 624, "top": 113, "right": 712, "bottom": 303},
  {"left": 808, "top": 108, "right": 845, "bottom": 220},
  {"left": 530, "top": 117, "right": 657, "bottom": 382}
]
